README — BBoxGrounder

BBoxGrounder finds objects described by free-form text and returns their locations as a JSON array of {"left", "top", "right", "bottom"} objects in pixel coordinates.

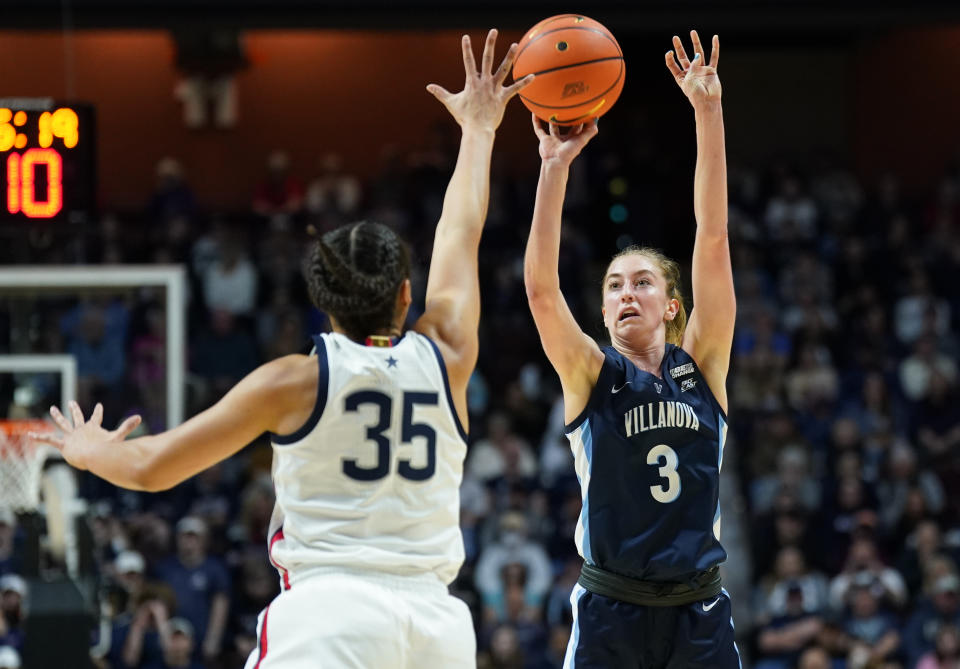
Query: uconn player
[
  {"left": 34, "top": 29, "right": 533, "bottom": 669},
  {"left": 524, "top": 32, "right": 740, "bottom": 667}
]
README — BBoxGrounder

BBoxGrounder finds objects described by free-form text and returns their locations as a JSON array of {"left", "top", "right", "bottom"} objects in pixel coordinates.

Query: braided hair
[{"left": 304, "top": 221, "right": 411, "bottom": 341}]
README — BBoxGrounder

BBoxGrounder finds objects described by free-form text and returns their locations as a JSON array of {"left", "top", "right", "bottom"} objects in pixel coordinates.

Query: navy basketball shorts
[{"left": 563, "top": 584, "right": 742, "bottom": 669}]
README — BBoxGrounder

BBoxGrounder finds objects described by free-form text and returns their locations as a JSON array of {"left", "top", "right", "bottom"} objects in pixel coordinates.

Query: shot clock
[{"left": 0, "top": 99, "right": 95, "bottom": 221}]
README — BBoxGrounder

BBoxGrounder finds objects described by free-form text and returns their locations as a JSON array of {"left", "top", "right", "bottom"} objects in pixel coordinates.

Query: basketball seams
[
  {"left": 524, "top": 55, "right": 623, "bottom": 79},
  {"left": 515, "top": 14, "right": 624, "bottom": 125},
  {"left": 518, "top": 60, "right": 624, "bottom": 111},
  {"left": 514, "top": 26, "right": 623, "bottom": 74}
]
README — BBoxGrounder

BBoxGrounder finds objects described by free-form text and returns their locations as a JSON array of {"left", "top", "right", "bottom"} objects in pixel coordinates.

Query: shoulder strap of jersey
[{"left": 270, "top": 334, "right": 330, "bottom": 445}]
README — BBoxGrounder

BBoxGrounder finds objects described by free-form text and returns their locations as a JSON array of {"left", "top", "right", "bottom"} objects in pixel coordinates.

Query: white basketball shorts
[{"left": 244, "top": 569, "right": 476, "bottom": 669}]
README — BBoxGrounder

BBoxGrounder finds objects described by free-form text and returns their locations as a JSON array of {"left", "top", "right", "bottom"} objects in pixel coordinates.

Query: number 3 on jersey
[
  {"left": 342, "top": 390, "right": 438, "bottom": 482},
  {"left": 647, "top": 444, "right": 681, "bottom": 503}
]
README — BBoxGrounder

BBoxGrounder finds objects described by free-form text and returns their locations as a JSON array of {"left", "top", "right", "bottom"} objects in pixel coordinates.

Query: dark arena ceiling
[{"left": 5, "top": 0, "right": 960, "bottom": 33}]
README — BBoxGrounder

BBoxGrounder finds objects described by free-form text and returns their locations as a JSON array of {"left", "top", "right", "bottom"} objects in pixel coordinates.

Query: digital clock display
[{"left": 0, "top": 100, "right": 95, "bottom": 221}]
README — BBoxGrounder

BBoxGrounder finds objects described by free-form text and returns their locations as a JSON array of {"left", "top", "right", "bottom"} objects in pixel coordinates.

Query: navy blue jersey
[{"left": 565, "top": 344, "right": 728, "bottom": 582}]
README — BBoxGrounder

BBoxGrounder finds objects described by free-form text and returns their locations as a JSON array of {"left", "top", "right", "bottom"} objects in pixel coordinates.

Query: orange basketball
[{"left": 512, "top": 14, "right": 625, "bottom": 126}]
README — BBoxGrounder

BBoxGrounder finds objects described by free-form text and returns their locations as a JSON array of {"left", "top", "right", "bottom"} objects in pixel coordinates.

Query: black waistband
[{"left": 577, "top": 563, "right": 722, "bottom": 607}]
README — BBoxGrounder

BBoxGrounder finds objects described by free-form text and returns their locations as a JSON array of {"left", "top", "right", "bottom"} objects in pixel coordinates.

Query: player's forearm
[
  {"left": 692, "top": 102, "right": 728, "bottom": 239},
  {"left": 524, "top": 161, "right": 568, "bottom": 299},
  {"left": 435, "top": 125, "right": 496, "bottom": 246},
  {"left": 86, "top": 431, "right": 208, "bottom": 492}
]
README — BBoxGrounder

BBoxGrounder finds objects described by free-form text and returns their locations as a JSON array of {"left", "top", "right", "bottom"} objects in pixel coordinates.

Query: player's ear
[
  {"left": 398, "top": 278, "right": 413, "bottom": 309},
  {"left": 664, "top": 297, "right": 679, "bottom": 322}
]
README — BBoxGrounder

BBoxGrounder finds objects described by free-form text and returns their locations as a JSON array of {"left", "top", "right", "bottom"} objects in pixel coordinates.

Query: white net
[{"left": 0, "top": 420, "right": 54, "bottom": 512}]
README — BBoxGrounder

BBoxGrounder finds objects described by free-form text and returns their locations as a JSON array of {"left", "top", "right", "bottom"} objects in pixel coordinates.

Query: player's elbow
[{"left": 523, "top": 270, "right": 557, "bottom": 305}]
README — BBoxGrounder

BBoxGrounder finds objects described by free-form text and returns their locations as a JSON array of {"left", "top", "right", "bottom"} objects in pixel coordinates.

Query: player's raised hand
[
  {"left": 532, "top": 115, "right": 599, "bottom": 167},
  {"left": 426, "top": 29, "right": 535, "bottom": 132},
  {"left": 665, "top": 31, "right": 722, "bottom": 108},
  {"left": 30, "top": 401, "right": 141, "bottom": 471}
]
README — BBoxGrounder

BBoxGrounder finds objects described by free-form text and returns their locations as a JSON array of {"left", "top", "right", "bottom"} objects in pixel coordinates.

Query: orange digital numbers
[
  {"left": 6, "top": 149, "right": 63, "bottom": 218},
  {"left": 37, "top": 108, "right": 79, "bottom": 149},
  {"left": 0, "top": 109, "right": 15, "bottom": 152},
  {"left": 6, "top": 152, "right": 19, "bottom": 215},
  {"left": 38, "top": 111, "right": 52, "bottom": 148},
  {"left": 2, "top": 104, "right": 89, "bottom": 218}
]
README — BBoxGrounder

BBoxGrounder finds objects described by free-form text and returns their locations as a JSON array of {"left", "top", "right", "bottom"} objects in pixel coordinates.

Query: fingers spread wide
[
  {"left": 112, "top": 415, "right": 142, "bottom": 440},
  {"left": 461, "top": 35, "right": 477, "bottom": 78},
  {"left": 481, "top": 28, "right": 498, "bottom": 76}
]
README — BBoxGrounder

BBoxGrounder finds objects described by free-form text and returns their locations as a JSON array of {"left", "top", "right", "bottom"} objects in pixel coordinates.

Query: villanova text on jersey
[{"left": 565, "top": 344, "right": 728, "bottom": 582}]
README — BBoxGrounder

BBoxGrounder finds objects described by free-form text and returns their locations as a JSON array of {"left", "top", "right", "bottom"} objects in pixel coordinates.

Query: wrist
[
  {"left": 460, "top": 123, "right": 497, "bottom": 138},
  {"left": 541, "top": 158, "right": 572, "bottom": 173},
  {"left": 693, "top": 101, "right": 723, "bottom": 117}
]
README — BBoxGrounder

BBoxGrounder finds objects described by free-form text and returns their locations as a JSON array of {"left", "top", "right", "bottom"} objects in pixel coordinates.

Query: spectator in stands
[
  {"left": 64, "top": 300, "right": 130, "bottom": 412},
  {"left": 190, "top": 309, "right": 260, "bottom": 405},
  {"left": 147, "top": 157, "right": 197, "bottom": 226},
  {"left": 754, "top": 581, "right": 825, "bottom": 669},
  {"left": 253, "top": 150, "right": 305, "bottom": 227},
  {"left": 904, "top": 573, "right": 960, "bottom": 667},
  {"left": 898, "top": 519, "right": 952, "bottom": 595},
  {"left": 475, "top": 512, "right": 552, "bottom": 625},
  {"left": 201, "top": 231, "right": 258, "bottom": 318},
  {"left": 114, "top": 585, "right": 177, "bottom": 669},
  {"left": 899, "top": 334, "right": 958, "bottom": 402},
  {"left": 894, "top": 269, "right": 951, "bottom": 346},
  {"left": 915, "top": 369, "right": 960, "bottom": 462},
  {"left": 153, "top": 516, "right": 230, "bottom": 664},
  {"left": 916, "top": 623, "right": 960, "bottom": 669},
  {"left": 878, "top": 444, "right": 946, "bottom": 539},
  {"left": 465, "top": 413, "right": 537, "bottom": 484},
  {"left": 796, "top": 645, "right": 831, "bottom": 669},
  {"left": 305, "top": 152, "right": 363, "bottom": 226},
  {"left": 764, "top": 172, "right": 819, "bottom": 244},
  {"left": 835, "top": 573, "right": 902, "bottom": 668},
  {"left": 756, "top": 547, "right": 829, "bottom": 621},
  {"left": 828, "top": 537, "right": 907, "bottom": 613},
  {"left": 0, "top": 577, "right": 25, "bottom": 653},
  {"left": 162, "top": 617, "right": 205, "bottom": 669}
]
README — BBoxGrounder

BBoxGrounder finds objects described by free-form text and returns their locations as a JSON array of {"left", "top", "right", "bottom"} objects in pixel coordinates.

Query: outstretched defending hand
[
  {"left": 665, "top": 30, "right": 722, "bottom": 108},
  {"left": 427, "top": 29, "right": 534, "bottom": 132},
  {"left": 532, "top": 115, "right": 599, "bottom": 168},
  {"left": 30, "top": 401, "right": 141, "bottom": 471}
]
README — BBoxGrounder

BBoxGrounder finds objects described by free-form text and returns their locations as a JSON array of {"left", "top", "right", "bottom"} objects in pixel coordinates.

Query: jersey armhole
[
  {"left": 673, "top": 345, "right": 729, "bottom": 422},
  {"left": 421, "top": 334, "right": 469, "bottom": 443},
  {"left": 270, "top": 335, "right": 329, "bottom": 445},
  {"left": 564, "top": 348, "right": 616, "bottom": 434}
]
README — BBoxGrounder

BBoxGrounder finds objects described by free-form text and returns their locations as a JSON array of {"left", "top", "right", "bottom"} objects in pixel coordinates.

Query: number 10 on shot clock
[{"left": 0, "top": 100, "right": 96, "bottom": 221}]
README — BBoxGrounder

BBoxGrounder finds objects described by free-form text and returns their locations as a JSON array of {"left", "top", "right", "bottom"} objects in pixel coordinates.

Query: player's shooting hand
[
  {"left": 665, "top": 30, "right": 722, "bottom": 109},
  {"left": 30, "top": 401, "right": 141, "bottom": 472},
  {"left": 426, "top": 29, "right": 535, "bottom": 132},
  {"left": 532, "top": 115, "right": 599, "bottom": 167}
]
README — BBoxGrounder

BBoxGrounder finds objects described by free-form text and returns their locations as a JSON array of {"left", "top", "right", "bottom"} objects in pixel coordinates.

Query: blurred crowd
[{"left": 0, "top": 115, "right": 959, "bottom": 669}]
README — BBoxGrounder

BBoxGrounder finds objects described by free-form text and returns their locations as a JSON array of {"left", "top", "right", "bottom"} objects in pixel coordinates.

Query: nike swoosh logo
[
  {"left": 611, "top": 382, "right": 631, "bottom": 394},
  {"left": 702, "top": 597, "right": 721, "bottom": 612}
]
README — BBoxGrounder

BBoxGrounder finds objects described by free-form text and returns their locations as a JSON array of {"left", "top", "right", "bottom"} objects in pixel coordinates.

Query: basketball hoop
[{"left": 0, "top": 419, "right": 56, "bottom": 512}]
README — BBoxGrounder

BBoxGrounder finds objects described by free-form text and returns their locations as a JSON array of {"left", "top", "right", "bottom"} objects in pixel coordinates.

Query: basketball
[{"left": 512, "top": 14, "right": 625, "bottom": 126}]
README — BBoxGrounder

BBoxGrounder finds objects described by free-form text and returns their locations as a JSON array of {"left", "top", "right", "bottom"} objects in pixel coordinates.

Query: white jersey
[{"left": 267, "top": 331, "right": 468, "bottom": 587}]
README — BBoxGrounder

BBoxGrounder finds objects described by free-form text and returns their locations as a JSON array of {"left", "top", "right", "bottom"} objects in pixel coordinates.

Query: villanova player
[
  {"left": 524, "top": 31, "right": 739, "bottom": 667},
  {"left": 34, "top": 29, "right": 532, "bottom": 669}
]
